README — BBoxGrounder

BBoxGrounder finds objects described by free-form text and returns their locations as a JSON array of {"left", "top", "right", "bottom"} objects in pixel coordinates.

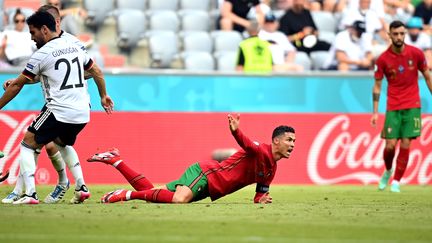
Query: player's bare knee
[
  {"left": 172, "top": 186, "right": 193, "bottom": 203},
  {"left": 45, "top": 142, "right": 58, "bottom": 156}
]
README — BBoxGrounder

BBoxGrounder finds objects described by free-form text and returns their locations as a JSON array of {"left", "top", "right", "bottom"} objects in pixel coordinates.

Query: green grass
[{"left": 0, "top": 185, "right": 431, "bottom": 243}]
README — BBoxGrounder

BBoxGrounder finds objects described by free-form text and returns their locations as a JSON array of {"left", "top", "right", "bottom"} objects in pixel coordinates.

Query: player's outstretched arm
[
  {"left": 254, "top": 192, "right": 272, "bottom": 204},
  {"left": 86, "top": 64, "right": 114, "bottom": 114},
  {"left": 228, "top": 113, "right": 240, "bottom": 132},
  {"left": 421, "top": 68, "right": 432, "bottom": 96},
  {"left": 0, "top": 75, "right": 30, "bottom": 109}
]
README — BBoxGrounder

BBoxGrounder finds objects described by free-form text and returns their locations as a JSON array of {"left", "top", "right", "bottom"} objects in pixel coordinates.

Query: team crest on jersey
[
  {"left": 26, "top": 63, "right": 34, "bottom": 70},
  {"left": 398, "top": 65, "right": 404, "bottom": 73},
  {"left": 408, "top": 59, "right": 413, "bottom": 66}
]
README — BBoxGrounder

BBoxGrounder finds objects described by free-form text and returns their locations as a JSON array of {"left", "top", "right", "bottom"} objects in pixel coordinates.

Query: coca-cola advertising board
[{"left": 1, "top": 112, "right": 431, "bottom": 185}]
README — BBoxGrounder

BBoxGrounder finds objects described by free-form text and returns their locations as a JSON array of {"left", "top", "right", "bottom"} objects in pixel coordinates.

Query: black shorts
[{"left": 28, "top": 105, "right": 87, "bottom": 146}]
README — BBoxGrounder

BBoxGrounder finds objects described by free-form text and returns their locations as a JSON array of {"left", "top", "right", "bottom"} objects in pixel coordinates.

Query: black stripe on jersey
[
  {"left": 22, "top": 69, "right": 36, "bottom": 81},
  {"left": 84, "top": 59, "right": 94, "bottom": 71}
]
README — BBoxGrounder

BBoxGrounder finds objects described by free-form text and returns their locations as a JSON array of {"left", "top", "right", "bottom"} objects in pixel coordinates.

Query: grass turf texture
[{"left": 0, "top": 185, "right": 431, "bottom": 243}]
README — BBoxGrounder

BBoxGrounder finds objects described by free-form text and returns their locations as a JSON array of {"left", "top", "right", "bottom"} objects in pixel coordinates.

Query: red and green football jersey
[
  {"left": 374, "top": 44, "right": 428, "bottom": 111},
  {"left": 199, "top": 129, "right": 277, "bottom": 201}
]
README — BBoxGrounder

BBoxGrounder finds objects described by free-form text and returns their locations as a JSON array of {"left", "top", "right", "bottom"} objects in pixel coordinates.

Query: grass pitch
[{"left": 0, "top": 185, "right": 431, "bottom": 243}]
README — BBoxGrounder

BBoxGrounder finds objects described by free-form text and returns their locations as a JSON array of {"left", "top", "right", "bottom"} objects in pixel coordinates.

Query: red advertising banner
[{"left": 1, "top": 112, "right": 431, "bottom": 185}]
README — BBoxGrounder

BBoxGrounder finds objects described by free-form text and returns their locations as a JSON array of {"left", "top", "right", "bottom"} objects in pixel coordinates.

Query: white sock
[
  {"left": 392, "top": 180, "right": 400, "bottom": 185},
  {"left": 19, "top": 144, "right": 37, "bottom": 196},
  {"left": 12, "top": 173, "right": 24, "bottom": 195},
  {"left": 49, "top": 151, "right": 68, "bottom": 186},
  {"left": 56, "top": 145, "right": 85, "bottom": 190}
]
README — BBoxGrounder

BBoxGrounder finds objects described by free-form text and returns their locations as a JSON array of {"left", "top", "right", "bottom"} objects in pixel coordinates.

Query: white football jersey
[
  {"left": 59, "top": 30, "right": 87, "bottom": 53},
  {"left": 23, "top": 37, "right": 93, "bottom": 124}
]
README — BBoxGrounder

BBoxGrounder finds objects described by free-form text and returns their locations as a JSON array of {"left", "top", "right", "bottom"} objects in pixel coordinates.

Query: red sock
[
  {"left": 130, "top": 189, "right": 174, "bottom": 203},
  {"left": 116, "top": 162, "right": 154, "bottom": 191},
  {"left": 393, "top": 147, "right": 410, "bottom": 181},
  {"left": 383, "top": 148, "right": 396, "bottom": 171}
]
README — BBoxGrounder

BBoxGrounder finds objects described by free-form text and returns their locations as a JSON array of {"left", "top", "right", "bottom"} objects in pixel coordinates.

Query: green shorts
[
  {"left": 381, "top": 108, "right": 421, "bottom": 139},
  {"left": 166, "top": 163, "right": 209, "bottom": 202}
]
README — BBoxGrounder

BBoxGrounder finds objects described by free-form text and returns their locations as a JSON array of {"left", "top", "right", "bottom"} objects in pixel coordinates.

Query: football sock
[
  {"left": 56, "top": 145, "right": 85, "bottom": 190},
  {"left": 19, "top": 143, "right": 38, "bottom": 196},
  {"left": 49, "top": 151, "right": 68, "bottom": 186},
  {"left": 393, "top": 147, "right": 409, "bottom": 181},
  {"left": 12, "top": 173, "right": 24, "bottom": 195},
  {"left": 130, "top": 189, "right": 174, "bottom": 203},
  {"left": 116, "top": 162, "right": 154, "bottom": 191},
  {"left": 383, "top": 148, "right": 395, "bottom": 171}
]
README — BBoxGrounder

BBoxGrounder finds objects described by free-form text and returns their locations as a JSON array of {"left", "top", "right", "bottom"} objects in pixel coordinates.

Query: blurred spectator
[
  {"left": 413, "top": 0, "right": 432, "bottom": 34},
  {"left": 323, "top": 20, "right": 374, "bottom": 71},
  {"left": 405, "top": 16, "right": 432, "bottom": 69},
  {"left": 0, "top": 9, "right": 35, "bottom": 67},
  {"left": 236, "top": 20, "right": 273, "bottom": 72},
  {"left": 219, "top": 0, "right": 264, "bottom": 32},
  {"left": 258, "top": 13, "right": 303, "bottom": 71},
  {"left": 247, "top": 0, "right": 272, "bottom": 20},
  {"left": 278, "top": 0, "right": 330, "bottom": 55},
  {"left": 339, "top": 0, "right": 388, "bottom": 57},
  {"left": 47, "top": 0, "right": 87, "bottom": 35}
]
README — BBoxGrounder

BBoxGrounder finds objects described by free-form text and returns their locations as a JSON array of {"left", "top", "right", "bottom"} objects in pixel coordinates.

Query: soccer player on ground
[
  {"left": 1, "top": 5, "right": 106, "bottom": 204},
  {"left": 88, "top": 114, "right": 295, "bottom": 204},
  {"left": 0, "top": 11, "right": 114, "bottom": 204},
  {"left": 371, "top": 20, "right": 432, "bottom": 193}
]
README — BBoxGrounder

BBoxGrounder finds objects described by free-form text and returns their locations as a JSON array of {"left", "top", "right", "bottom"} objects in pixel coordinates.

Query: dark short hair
[
  {"left": 38, "top": 4, "right": 60, "bottom": 19},
  {"left": 272, "top": 125, "right": 295, "bottom": 140},
  {"left": 26, "top": 10, "right": 56, "bottom": 32},
  {"left": 389, "top": 20, "right": 405, "bottom": 31}
]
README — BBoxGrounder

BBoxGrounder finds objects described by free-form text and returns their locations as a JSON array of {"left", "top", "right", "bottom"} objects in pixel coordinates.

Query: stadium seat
[
  {"left": 294, "top": 52, "right": 312, "bottom": 71},
  {"left": 148, "top": 0, "right": 178, "bottom": 11},
  {"left": 148, "top": 31, "right": 179, "bottom": 68},
  {"left": 148, "top": 10, "right": 179, "bottom": 32},
  {"left": 179, "top": 0, "right": 210, "bottom": 11},
  {"left": 116, "top": 0, "right": 147, "bottom": 11},
  {"left": 83, "top": 0, "right": 115, "bottom": 30},
  {"left": 116, "top": 10, "right": 147, "bottom": 51},
  {"left": 310, "top": 51, "right": 330, "bottom": 70},
  {"left": 182, "top": 51, "right": 215, "bottom": 71},
  {"left": 311, "top": 11, "right": 337, "bottom": 33},
  {"left": 318, "top": 31, "right": 336, "bottom": 44},
  {"left": 214, "top": 51, "right": 238, "bottom": 71},
  {"left": 179, "top": 10, "right": 211, "bottom": 32},
  {"left": 181, "top": 31, "right": 213, "bottom": 53},
  {"left": 211, "top": 30, "right": 243, "bottom": 53}
]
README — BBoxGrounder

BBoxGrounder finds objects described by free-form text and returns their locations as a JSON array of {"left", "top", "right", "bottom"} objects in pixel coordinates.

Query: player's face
[
  {"left": 389, "top": 26, "right": 406, "bottom": 48},
  {"left": 276, "top": 132, "right": 296, "bottom": 159},
  {"left": 29, "top": 25, "right": 46, "bottom": 49}
]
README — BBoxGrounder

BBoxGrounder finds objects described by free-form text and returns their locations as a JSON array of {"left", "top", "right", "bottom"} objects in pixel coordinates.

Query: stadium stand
[
  {"left": 181, "top": 51, "right": 215, "bottom": 71},
  {"left": 179, "top": 0, "right": 211, "bottom": 11},
  {"left": 148, "top": 0, "right": 178, "bottom": 11}
]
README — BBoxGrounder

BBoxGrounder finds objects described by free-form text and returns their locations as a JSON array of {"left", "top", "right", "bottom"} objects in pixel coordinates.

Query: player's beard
[{"left": 392, "top": 39, "right": 404, "bottom": 48}]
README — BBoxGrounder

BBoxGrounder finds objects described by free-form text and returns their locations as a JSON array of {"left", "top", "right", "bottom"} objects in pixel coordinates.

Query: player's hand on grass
[
  {"left": 101, "top": 95, "right": 114, "bottom": 114},
  {"left": 370, "top": 113, "right": 378, "bottom": 128},
  {"left": 228, "top": 114, "right": 240, "bottom": 132},
  {"left": 258, "top": 192, "right": 272, "bottom": 204}
]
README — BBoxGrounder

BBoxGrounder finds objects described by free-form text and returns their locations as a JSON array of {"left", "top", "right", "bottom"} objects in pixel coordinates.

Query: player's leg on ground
[
  {"left": 2, "top": 172, "right": 25, "bottom": 203},
  {"left": 13, "top": 131, "right": 41, "bottom": 205},
  {"left": 44, "top": 142, "right": 70, "bottom": 203},
  {"left": 391, "top": 138, "right": 411, "bottom": 193},
  {"left": 87, "top": 148, "right": 154, "bottom": 190},
  {"left": 55, "top": 144, "right": 90, "bottom": 203},
  {"left": 379, "top": 139, "right": 397, "bottom": 190}
]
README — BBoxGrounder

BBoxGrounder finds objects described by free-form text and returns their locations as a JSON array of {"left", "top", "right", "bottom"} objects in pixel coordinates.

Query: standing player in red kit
[
  {"left": 87, "top": 114, "right": 296, "bottom": 203},
  {"left": 371, "top": 20, "right": 432, "bottom": 193}
]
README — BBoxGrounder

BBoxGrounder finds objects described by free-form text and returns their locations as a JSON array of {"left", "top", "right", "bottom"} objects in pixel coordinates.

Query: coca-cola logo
[
  {"left": 0, "top": 113, "right": 35, "bottom": 184},
  {"left": 307, "top": 115, "right": 432, "bottom": 185}
]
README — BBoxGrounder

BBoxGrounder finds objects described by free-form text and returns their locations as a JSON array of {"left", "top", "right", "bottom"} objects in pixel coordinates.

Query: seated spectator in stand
[
  {"left": 339, "top": 0, "right": 388, "bottom": 57},
  {"left": 47, "top": 0, "right": 87, "bottom": 35},
  {"left": 247, "top": 0, "right": 272, "bottom": 20},
  {"left": 413, "top": 0, "right": 432, "bottom": 34},
  {"left": 220, "top": 0, "right": 264, "bottom": 32},
  {"left": 0, "top": 9, "right": 35, "bottom": 67},
  {"left": 258, "top": 13, "right": 303, "bottom": 71},
  {"left": 323, "top": 21, "right": 374, "bottom": 71},
  {"left": 278, "top": 0, "right": 331, "bottom": 55},
  {"left": 405, "top": 17, "right": 432, "bottom": 69},
  {"left": 236, "top": 20, "right": 273, "bottom": 73}
]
